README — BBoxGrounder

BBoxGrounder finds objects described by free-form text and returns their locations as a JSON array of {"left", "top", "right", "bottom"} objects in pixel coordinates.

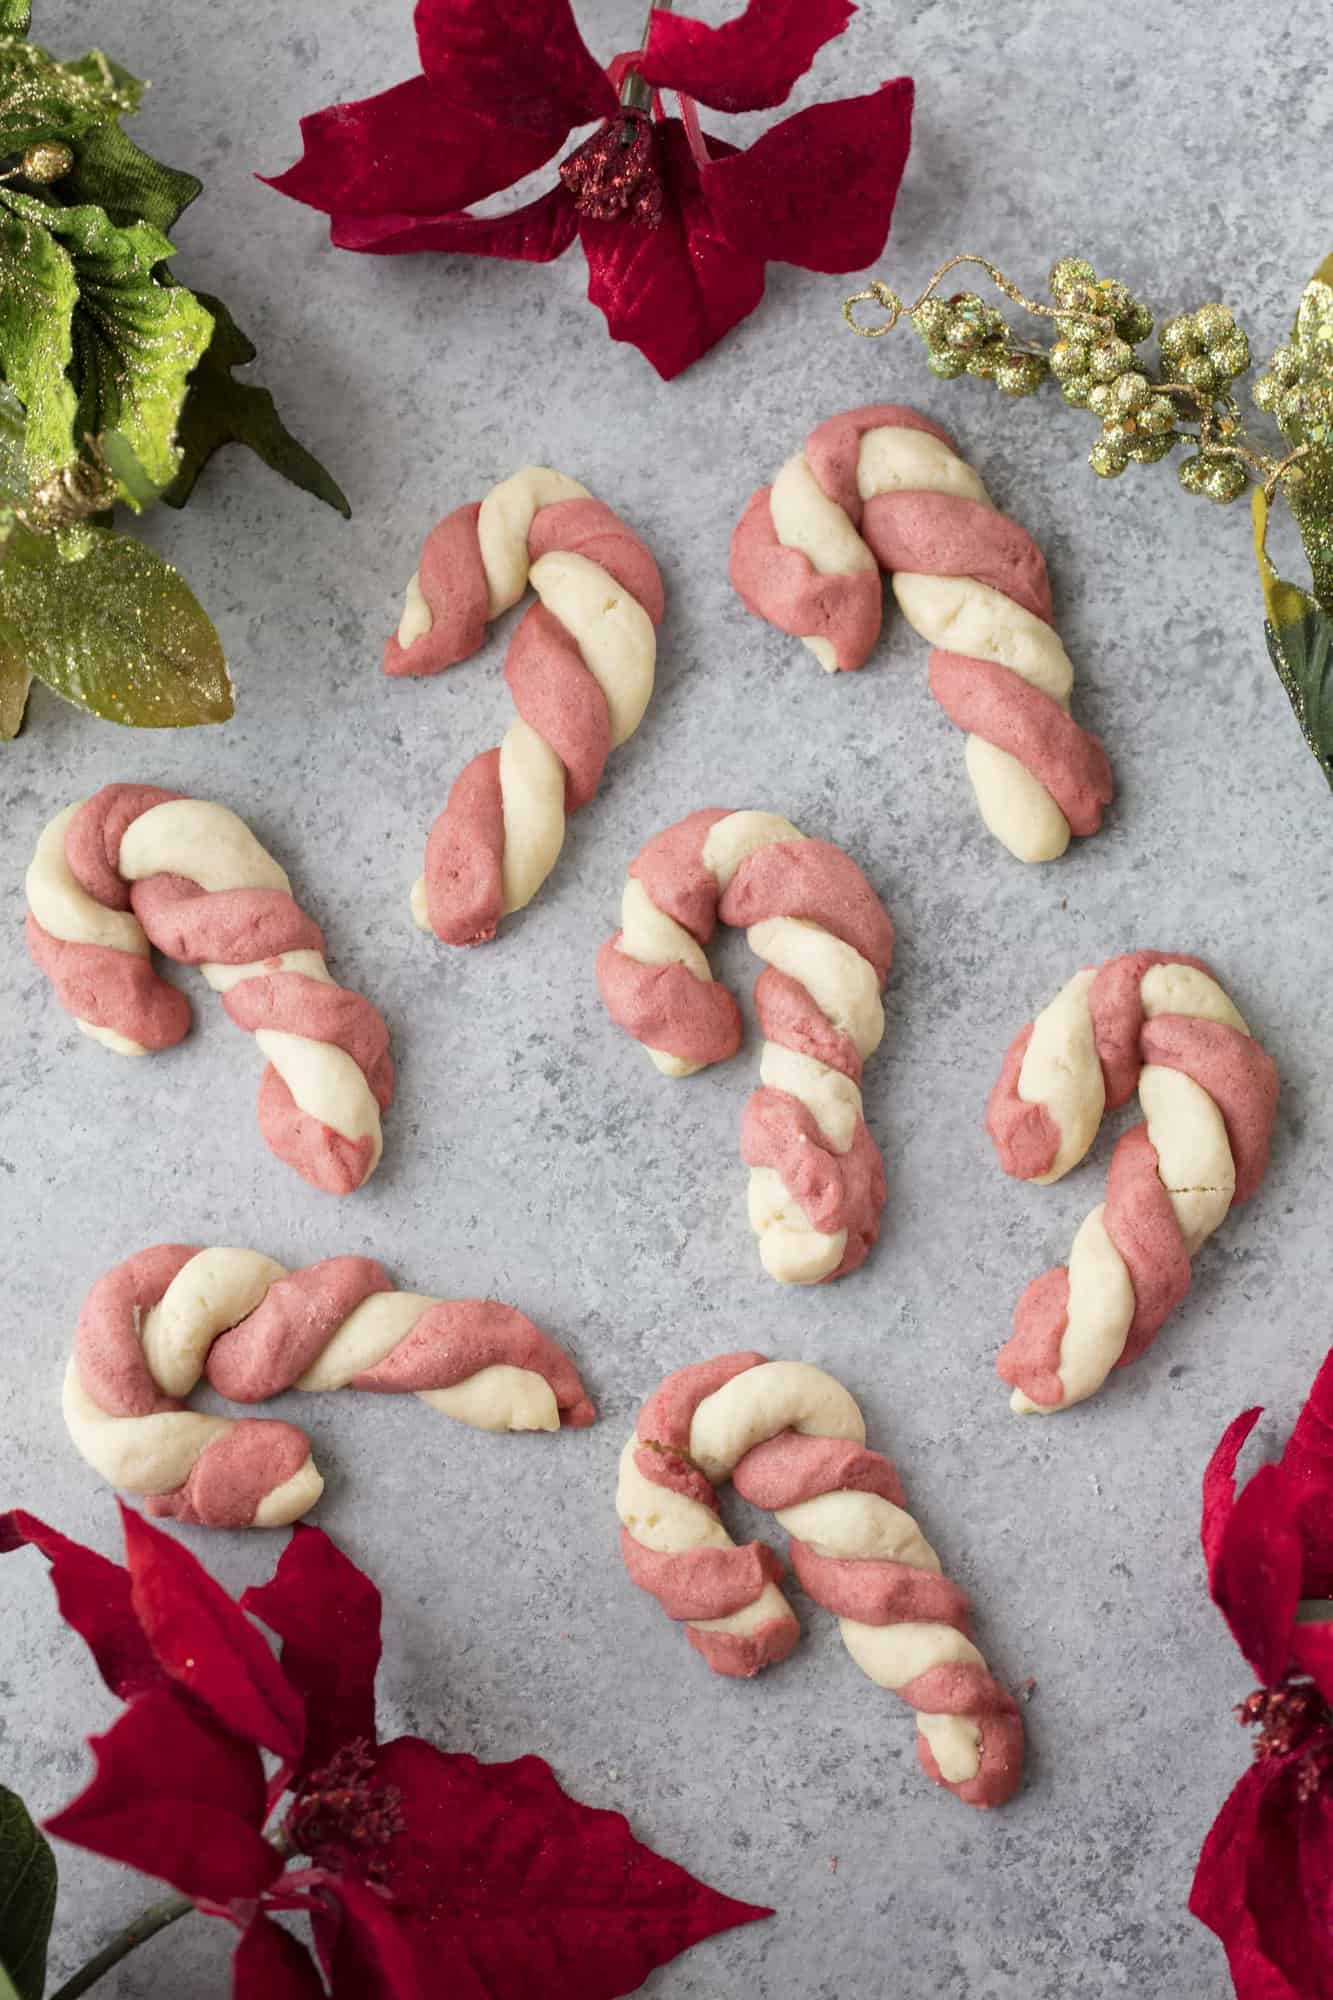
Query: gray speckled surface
[{"left": 2, "top": 2, "right": 1328, "bottom": 1994}]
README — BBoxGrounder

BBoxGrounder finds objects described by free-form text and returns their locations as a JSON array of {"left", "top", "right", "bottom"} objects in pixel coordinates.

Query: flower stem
[
  {"left": 620, "top": 0, "right": 670, "bottom": 116},
  {"left": 47, "top": 1893, "right": 195, "bottom": 2000}
]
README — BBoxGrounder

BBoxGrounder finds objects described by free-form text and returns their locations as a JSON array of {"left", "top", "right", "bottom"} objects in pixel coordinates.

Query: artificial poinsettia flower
[
  {"left": 2, "top": 1505, "right": 770, "bottom": 1999},
  {"left": 265, "top": 0, "right": 913, "bottom": 379},
  {"left": 1190, "top": 1349, "right": 1333, "bottom": 2000}
]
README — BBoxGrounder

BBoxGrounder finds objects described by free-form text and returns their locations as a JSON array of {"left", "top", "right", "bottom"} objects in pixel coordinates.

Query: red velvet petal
[
  {"left": 331, "top": 184, "right": 577, "bottom": 262},
  {"left": 641, "top": 0, "right": 854, "bottom": 113},
  {"left": 1282, "top": 1345, "right": 1333, "bottom": 1597},
  {"left": 1247, "top": 1769, "right": 1333, "bottom": 1995},
  {"left": 1202, "top": 1406, "right": 1264, "bottom": 1590},
  {"left": 234, "top": 1916, "right": 329, "bottom": 1999},
  {"left": 1212, "top": 1466, "right": 1304, "bottom": 1687},
  {"left": 699, "top": 78, "right": 914, "bottom": 273},
  {"left": 365, "top": 1737, "right": 771, "bottom": 1998},
  {"left": 0, "top": 1508, "right": 163, "bottom": 1703},
  {"left": 264, "top": 78, "right": 561, "bottom": 218},
  {"left": 120, "top": 1504, "right": 305, "bottom": 1762},
  {"left": 414, "top": 0, "right": 616, "bottom": 136},
  {"left": 1190, "top": 1763, "right": 1302, "bottom": 2000},
  {"left": 46, "top": 1687, "right": 281, "bottom": 1902},
  {"left": 241, "top": 1527, "right": 381, "bottom": 1774},
  {"left": 324, "top": 1878, "right": 427, "bottom": 2000},
  {"left": 578, "top": 121, "right": 765, "bottom": 380}
]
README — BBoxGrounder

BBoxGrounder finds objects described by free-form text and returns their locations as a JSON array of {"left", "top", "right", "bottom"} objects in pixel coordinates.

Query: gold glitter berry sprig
[{"left": 844, "top": 252, "right": 1333, "bottom": 789}]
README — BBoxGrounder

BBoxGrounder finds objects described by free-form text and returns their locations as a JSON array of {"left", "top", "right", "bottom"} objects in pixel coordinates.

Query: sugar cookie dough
[
  {"left": 25, "top": 785, "right": 394, "bottom": 1194},
  {"left": 987, "top": 951, "right": 1279, "bottom": 1412},
  {"left": 385, "top": 467, "right": 664, "bottom": 945},
  {"left": 596, "top": 809, "right": 893, "bottom": 1283},
  {"left": 65, "top": 1243, "right": 596, "bottom": 1526},
  {"left": 730, "top": 404, "right": 1112, "bottom": 862},
  {"left": 618, "top": 1354, "right": 1023, "bottom": 1809}
]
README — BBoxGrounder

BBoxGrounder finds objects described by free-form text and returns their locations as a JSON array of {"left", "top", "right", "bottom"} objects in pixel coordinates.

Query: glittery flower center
[
  {"left": 559, "top": 112, "right": 663, "bottom": 227},
  {"left": 1238, "top": 1682, "right": 1333, "bottom": 1802},
  {"left": 284, "top": 1741, "right": 406, "bottom": 1881}
]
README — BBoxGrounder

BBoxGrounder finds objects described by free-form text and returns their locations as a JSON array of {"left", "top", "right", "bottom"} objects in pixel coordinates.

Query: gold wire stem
[{"left": 844, "top": 254, "right": 1121, "bottom": 342}]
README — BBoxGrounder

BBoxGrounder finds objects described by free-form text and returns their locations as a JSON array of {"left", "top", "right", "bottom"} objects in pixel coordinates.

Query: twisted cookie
[
  {"left": 387, "top": 467, "right": 664, "bottom": 944},
  {"left": 25, "top": 786, "right": 392, "bottom": 1194},
  {"left": 596, "top": 810, "right": 892, "bottom": 1284},
  {"left": 988, "top": 952, "right": 1279, "bottom": 1413},
  {"left": 617, "top": 1356, "right": 1023, "bottom": 1809},
  {"left": 64, "top": 1244, "right": 596, "bottom": 1528},
  {"left": 730, "top": 404, "right": 1112, "bottom": 863}
]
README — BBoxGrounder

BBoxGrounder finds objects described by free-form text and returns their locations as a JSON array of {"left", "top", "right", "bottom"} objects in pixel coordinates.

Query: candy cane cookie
[
  {"left": 64, "top": 1244, "right": 596, "bottom": 1528},
  {"left": 24, "top": 786, "right": 393, "bottom": 1194},
  {"left": 729, "top": 405, "right": 1112, "bottom": 863},
  {"left": 987, "top": 952, "right": 1279, "bottom": 1414},
  {"left": 386, "top": 467, "right": 664, "bottom": 944},
  {"left": 617, "top": 1356, "right": 1024, "bottom": 1808},
  {"left": 596, "top": 810, "right": 892, "bottom": 1284}
]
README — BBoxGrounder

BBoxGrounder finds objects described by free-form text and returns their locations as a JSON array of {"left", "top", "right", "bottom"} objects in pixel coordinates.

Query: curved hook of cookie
[
  {"left": 596, "top": 809, "right": 893, "bottom": 1284},
  {"left": 25, "top": 785, "right": 393, "bottom": 1195},
  {"left": 65, "top": 1244, "right": 596, "bottom": 1527},
  {"left": 729, "top": 405, "right": 1113, "bottom": 865},
  {"left": 617, "top": 1355, "right": 1024, "bottom": 1808},
  {"left": 986, "top": 952, "right": 1279, "bottom": 1413},
  {"left": 384, "top": 467, "right": 664, "bottom": 947}
]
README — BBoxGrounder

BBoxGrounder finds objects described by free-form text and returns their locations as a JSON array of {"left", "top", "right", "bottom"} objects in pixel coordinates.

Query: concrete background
[{"left": 2, "top": 2, "right": 1328, "bottom": 1993}]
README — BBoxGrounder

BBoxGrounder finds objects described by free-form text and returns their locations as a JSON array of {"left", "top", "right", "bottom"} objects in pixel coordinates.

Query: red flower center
[
  {"left": 558, "top": 111, "right": 663, "bottom": 227},
  {"left": 284, "top": 1741, "right": 405, "bottom": 1881},
  {"left": 1238, "top": 1681, "right": 1333, "bottom": 1801}
]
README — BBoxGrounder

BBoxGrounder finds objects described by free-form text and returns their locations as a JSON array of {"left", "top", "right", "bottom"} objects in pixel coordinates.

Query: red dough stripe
[
  {"left": 620, "top": 1529, "right": 785, "bottom": 1622},
  {"left": 25, "top": 917, "right": 190, "bottom": 1053},
  {"left": 720, "top": 837, "right": 894, "bottom": 978},
  {"left": 929, "top": 652, "right": 1113, "bottom": 838},
  {"left": 207, "top": 1257, "right": 392, "bottom": 1402},
  {"left": 351, "top": 1299, "right": 596, "bottom": 1427},
  {"left": 1140, "top": 1015, "right": 1279, "bottom": 1203},
  {"left": 732, "top": 1433, "right": 905, "bottom": 1511},
  {"left": 790, "top": 1543, "right": 973, "bottom": 1629},
  {"left": 147, "top": 1420, "right": 312, "bottom": 1530},
  {"left": 861, "top": 489, "right": 1054, "bottom": 625},
  {"left": 637, "top": 1353, "right": 767, "bottom": 1454},
  {"left": 596, "top": 940, "right": 742, "bottom": 1069},
  {"left": 74, "top": 1243, "right": 200, "bottom": 1419}
]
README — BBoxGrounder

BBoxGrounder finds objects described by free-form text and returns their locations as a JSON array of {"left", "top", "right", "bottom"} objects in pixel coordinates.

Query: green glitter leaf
[
  {"left": 0, "top": 1783, "right": 57, "bottom": 2000},
  {"left": 1, "top": 190, "right": 214, "bottom": 490},
  {"left": 0, "top": 40, "right": 130, "bottom": 151},
  {"left": 0, "top": 520, "right": 233, "bottom": 726},
  {"left": 0, "top": 382, "right": 29, "bottom": 506},
  {"left": 0, "top": 193, "right": 76, "bottom": 480},
  {"left": 61, "top": 51, "right": 144, "bottom": 115},
  {"left": 0, "top": 1, "right": 32, "bottom": 34},
  {"left": 1253, "top": 488, "right": 1333, "bottom": 788},
  {"left": 62, "top": 115, "right": 202, "bottom": 234},
  {"left": 0, "top": 633, "right": 32, "bottom": 736},
  {"left": 1264, "top": 604, "right": 1333, "bottom": 790},
  {"left": 1294, "top": 277, "right": 1333, "bottom": 366},
  {"left": 163, "top": 289, "right": 350, "bottom": 516}
]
